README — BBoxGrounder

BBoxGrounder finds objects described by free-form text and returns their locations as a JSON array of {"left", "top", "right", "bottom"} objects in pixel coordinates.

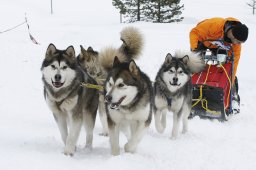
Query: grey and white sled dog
[
  {"left": 41, "top": 44, "right": 99, "bottom": 156},
  {"left": 77, "top": 46, "right": 105, "bottom": 86},
  {"left": 154, "top": 51, "right": 205, "bottom": 139},
  {"left": 100, "top": 27, "right": 153, "bottom": 155},
  {"left": 77, "top": 26, "right": 145, "bottom": 138},
  {"left": 77, "top": 46, "right": 108, "bottom": 136}
]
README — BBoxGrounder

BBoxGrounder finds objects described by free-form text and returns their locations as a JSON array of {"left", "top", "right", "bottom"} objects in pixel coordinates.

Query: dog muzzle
[
  {"left": 52, "top": 80, "right": 64, "bottom": 88},
  {"left": 106, "top": 96, "right": 126, "bottom": 110}
]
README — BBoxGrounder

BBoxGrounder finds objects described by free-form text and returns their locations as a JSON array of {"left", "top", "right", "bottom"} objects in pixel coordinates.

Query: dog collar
[{"left": 165, "top": 96, "right": 172, "bottom": 106}]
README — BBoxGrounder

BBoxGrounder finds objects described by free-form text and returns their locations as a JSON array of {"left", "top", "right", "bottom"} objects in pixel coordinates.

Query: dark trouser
[{"left": 233, "top": 76, "right": 240, "bottom": 103}]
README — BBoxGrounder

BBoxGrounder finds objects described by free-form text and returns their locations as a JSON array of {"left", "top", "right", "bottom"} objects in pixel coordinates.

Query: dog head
[
  {"left": 161, "top": 53, "right": 191, "bottom": 93},
  {"left": 77, "top": 45, "right": 101, "bottom": 78},
  {"left": 41, "top": 43, "right": 77, "bottom": 91},
  {"left": 104, "top": 57, "right": 141, "bottom": 110}
]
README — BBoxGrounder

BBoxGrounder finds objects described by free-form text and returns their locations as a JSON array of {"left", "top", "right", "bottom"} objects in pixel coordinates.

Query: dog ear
[
  {"left": 79, "top": 45, "right": 86, "bottom": 60},
  {"left": 129, "top": 60, "right": 140, "bottom": 79},
  {"left": 87, "top": 46, "right": 94, "bottom": 52},
  {"left": 46, "top": 43, "right": 57, "bottom": 58},
  {"left": 113, "top": 56, "right": 121, "bottom": 68},
  {"left": 65, "top": 45, "right": 76, "bottom": 59},
  {"left": 80, "top": 45, "right": 92, "bottom": 61},
  {"left": 182, "top": 55, "right": 189, "bottom": 65},
  {"left": 87, "top": 46, "right": 99, "bottom": 56},
  {"left": 164, "top": 53, "right": 173, "bottom": 65}
]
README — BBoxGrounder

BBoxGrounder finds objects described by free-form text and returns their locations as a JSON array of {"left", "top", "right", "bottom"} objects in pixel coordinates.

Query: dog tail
[
  {"left": 175, "top": 50, "right": 205, "bottom": 73},
  {"left": 99, "top": 46, "right": 128, "bottom": 72},
  {"left": 154, "top": 110, "right": 167, "bottom": 133},
  {"left": 99, "top": 26, "right": 144, "bottom": 72},
  {"left": 119, "top": 26, "right": 144, "bottom": 60}
]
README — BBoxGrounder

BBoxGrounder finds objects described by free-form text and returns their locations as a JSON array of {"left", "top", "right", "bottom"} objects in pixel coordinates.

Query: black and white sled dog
[
  {"left": 41, "top": 44, "right": 99, "bottom": 156},
  {"left": 99, "top": 27, "right": 153, "bottom": 155},
  {"left": 77, "top": 26, "right": 148, "bottom": 140},
  {"left": 154, "top": 51, "right": 205, "bottom": 139}
]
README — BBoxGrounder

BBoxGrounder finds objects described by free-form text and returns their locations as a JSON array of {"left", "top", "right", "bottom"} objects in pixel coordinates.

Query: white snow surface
[{"left": 0, "top": 0, "right": 256, "bottom": 170}]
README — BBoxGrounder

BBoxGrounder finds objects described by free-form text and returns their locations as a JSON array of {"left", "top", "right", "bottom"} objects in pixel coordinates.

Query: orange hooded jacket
[{"left": 190, "top": 17, "right": 242, "bottom": 83}]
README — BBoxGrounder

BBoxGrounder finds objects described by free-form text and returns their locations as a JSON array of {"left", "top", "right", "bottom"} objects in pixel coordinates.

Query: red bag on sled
[{"left": 191, "top": 63, "right": 232, "bottom": 120}]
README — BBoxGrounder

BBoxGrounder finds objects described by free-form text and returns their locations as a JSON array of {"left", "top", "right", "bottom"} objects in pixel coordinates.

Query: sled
[{"left": 190, "top": 40, "right": 234, "bottom": 121}]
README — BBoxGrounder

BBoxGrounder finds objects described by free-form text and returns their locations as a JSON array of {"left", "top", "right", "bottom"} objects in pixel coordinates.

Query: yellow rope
[
  {"left": 80, "top": 83, "right": 104, "bottom": 92},
  {"left": 192, "top": 65, "right": 211, "bottom": 107},
  {"left": 201, "top": 99, "right": 220, "bottom": 115},
  {"left": 220, "top": 64, "right": 232, "bottom": 109},
  {"left": 192, "top": 65, "right": 220, "bottom": 115},
  {"left": 192, "top": 85, "right": 203, "bottom": 107}
]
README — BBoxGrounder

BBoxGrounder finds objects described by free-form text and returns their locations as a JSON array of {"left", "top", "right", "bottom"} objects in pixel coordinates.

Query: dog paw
[
  {"left": 63, "top": 146, "right": 76, "bottom": 156},
  {"left": 111, "top": 148, "right": 120, "bottom": 156},
  {"left": 124, "top": 143, "right": 135, "bottom": 153},
  {"left": 85, "top": 144, "right": 93, "bottom": 151},
  {"left": 182, "top": 129, "right": 188, "bottom": 134}
]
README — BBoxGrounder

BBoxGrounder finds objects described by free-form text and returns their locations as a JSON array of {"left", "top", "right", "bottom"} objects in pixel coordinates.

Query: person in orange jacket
[{"left": 189, "top": 17, "right": 249, "bottom": 113}]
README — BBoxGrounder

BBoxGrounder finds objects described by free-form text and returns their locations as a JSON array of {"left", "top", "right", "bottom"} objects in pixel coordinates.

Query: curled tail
[
  {"left": 119, "top": 26, "right": 144, "bottom": 60},
  {"left": 154, "top": 110, "right": 167, "bottom": 133},
  {"left": 99, "top": 26, "right": 144, "bottom": 72}
]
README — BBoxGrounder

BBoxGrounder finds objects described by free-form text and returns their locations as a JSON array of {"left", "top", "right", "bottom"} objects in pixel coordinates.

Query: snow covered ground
[{"left": 0, "top": 0, "right": 256, "bottom": 169}]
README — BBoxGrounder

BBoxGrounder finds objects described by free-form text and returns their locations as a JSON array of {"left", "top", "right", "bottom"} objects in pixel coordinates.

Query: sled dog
[
  {"left": 77, "top": 46, "right": 106, "bottom": 86},
  {"left": 104, "top": 57, "right": 153, "bottom": 155},
  {"left": 77, "top": 26, "right": 144, "bottom": 138},
  {"left": 41, "top": 44, "right": 99, "bottom": 156},
  {"left": 154, "top": 51, "right": 205, "bottom": 139},
  {"left": 77, "top": 46, "right": 108, "bottom": 136},
  {"left": 100, "top": 26, "right": 152, "bottom": 155}
]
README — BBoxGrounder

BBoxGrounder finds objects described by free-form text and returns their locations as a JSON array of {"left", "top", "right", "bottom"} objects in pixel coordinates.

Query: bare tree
[{"left": 247, "top": 0, "right": 256, "bottom": 15}]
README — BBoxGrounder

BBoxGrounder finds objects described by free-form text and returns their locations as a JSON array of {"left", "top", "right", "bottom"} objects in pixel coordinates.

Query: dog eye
[
  {"left": 118, "top": 83, "right": 124, "bottom": 88},
  {"left": 62, "top": 66, "right": 67, "bottom": 70},
  {"left": 51, "top": 65, "right": 56, "bottom": 70},
  {"left": 169, "top": 70, "right": 174, "bottom": 73},
  {"left": 179, "top": 70, "right": 183, "bottom": 74}
]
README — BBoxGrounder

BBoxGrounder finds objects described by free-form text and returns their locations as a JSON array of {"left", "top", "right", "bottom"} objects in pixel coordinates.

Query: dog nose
[
  {"left": 105, "top": 95, "right": 112, "bottom": 103},
  {"left": 55, "top": 74, "right": 61, "bottom": 82},
  {"left": 173, "top": 77, "right": 178, "bottom": 83}
]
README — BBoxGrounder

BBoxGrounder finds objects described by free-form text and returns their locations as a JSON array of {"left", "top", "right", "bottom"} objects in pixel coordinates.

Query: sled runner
[{"left": 190, "top": 40, "right": 234, "bottom": 121}]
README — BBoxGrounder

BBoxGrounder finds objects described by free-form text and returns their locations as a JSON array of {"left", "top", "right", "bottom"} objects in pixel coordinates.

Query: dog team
[{"left": 41, "top": 26, "right": 205, "bottom": 156}]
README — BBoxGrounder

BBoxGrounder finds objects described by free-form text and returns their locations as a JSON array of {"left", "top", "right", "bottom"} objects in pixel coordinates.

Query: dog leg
[
  {"left": 154, "top": 109, "right": 167, "bottom": 133},
  {"left": 108, "top": 124, "right": 120, "bottom": 156},
  {"left": 182, "top": 109, "right": 190, "bottom": 134},
  {"left": 171, "top": 112, "right": 181, "bottom": 139},
  {"left": 83, "top": 112, "right": 96, "bottom": 149},
  {"left": 124, "top": 121, "right": 147, "bottom": 153},
  {"left": 53, "top": 113, "right": 68, "bottom": 144},
  {"left": 120, "top": 123, "right": 131, "bottom": 140},
  {"left": 182, "top": 115, "right": 188, "bottom": 134},
  {"left": 64, "top": 116, "right": 82, "bottom": 156},
  {"left": 98, "top": 100, "right": 109, "bottom": 136}
]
